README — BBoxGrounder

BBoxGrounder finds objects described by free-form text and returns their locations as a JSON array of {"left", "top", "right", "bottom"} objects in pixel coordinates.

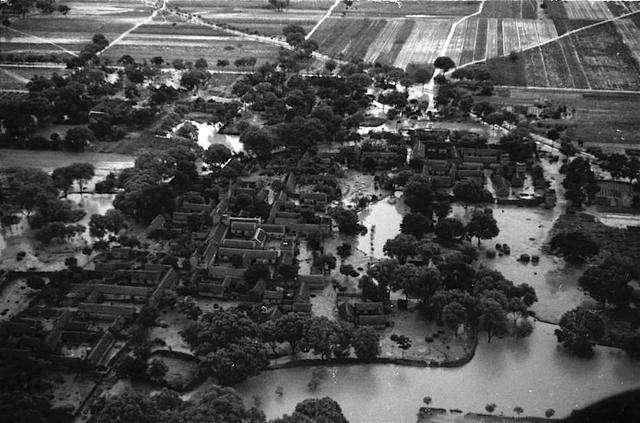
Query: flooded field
[
  {"left": 0, "top": 149, "right": 134, "bottom": 190},
  {"left": 0, "top": 150, "right": 130, "bottom": 269}
]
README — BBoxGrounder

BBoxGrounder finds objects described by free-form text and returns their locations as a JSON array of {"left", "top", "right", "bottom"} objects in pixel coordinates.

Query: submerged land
[{"left": 2, "top": 1, "right": 640, "bottom": 422}]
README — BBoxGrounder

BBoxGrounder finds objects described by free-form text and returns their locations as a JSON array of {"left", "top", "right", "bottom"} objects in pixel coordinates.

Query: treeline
[{"left": 180, "top": 306, "right": 381, "bottom": 385}]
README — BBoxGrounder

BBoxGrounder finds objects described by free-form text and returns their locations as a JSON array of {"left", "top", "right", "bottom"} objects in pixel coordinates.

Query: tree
[
  {"left": 52, "top": 162, "right": 94, "bottom": 195},
  {"left": 204, "top": 144, "right": 232, "bottom": 167},
  {"left": 282, "top": 24, "right": 306, "bottom": 47},
  {"left": 269, "top": 0, "right": 291, "bottom": 12},
  {"left": 561, "top": 157, "right": 600, "bottom": 207},
  {"left": 63, "top": 127, "right": 95, "bottom": 152},
  {"left": 300, "top": 317, "right": 344, "bottom": 360},
  {"left": 176, "top": 297, "right": 202, "bottom": 320},
  {"left": 275, "top": 312, "right": 310, "bottom": 353},
  {"left": 466, "top": 208, "right": 499, "bottom": 245},
  {"left": 578, "top": 264, "right": 633, "bottom": 309},
  {"left": 434, "top": 56, "right": 456, "bottom": 71},
  {"left": 244, "top": 262, "right": 271, "bottom": 286},
  {"left": 89, "top": 209, "right": 126, "bottom": 239},
  {"left": 442, "top": 301, "right": 467, "bottom": 333},
  {"left": 396, "top": 264, "right": 443, "bottom": 302},
  {"left": 477, "top": 298, "right": 508, "bottom": 342},
  {"left": 383, "top": 233, "right": 418, "bottom": 264},
  {"left": 146, "top": 359, "right": 168, "bottom": 383},
  {"left": 198, "top": 338, "right": 269, "bottom": 385},
  {"left": 434, "top": 217, "right": 465, "bottom": 244},
  {"left": 452, "top": 180, "right": 493, "bottom": 207},
  {"left": 181, "top": 309, "right": 261, "bottom": 355},
  {"left": 194, "top": 58, "right": 208, "bottom": 69},
  {"left": 292, "top": 397, "right": 349, "bottom": 423},
  {"left": 403, "top": 175, "right": 434, "bottom": 214},
  {"left": 554, "top": 307, "right": 605, "bottom": 358},
  {"left": 400, "top": 212, "right": 433, "bottom": 238},
  {"left": 390, "top": 334, "right": 411, "bottom": 358},
  {"left": 26, "top": 275, "right": 46, "bottom": 290},
  {"left": 351, "top": 327, "right": 380, "bottom": 361},
  {"left": 336, "top": 242, "right": 352, "bottom": 262},
  {"left": 57, "top": 4, "right": 70, "bottom": 15},
  {"left": 331, "top": 207, "right": 365, "bottom": 235},
  {"left": 358, "top": 274, "right": 389, "bottom": 302},
  {"left": 180, "top": 69, "right": 207, "bottom": 90},
  {"left": 240, "top": 127, "right": 274, "bottom": 159},
  {"left": 548, "top": 231, "right": 599, "bottom": 264},
  {"left": 499, "top": 128, "right": 536, "bottom": 163}
]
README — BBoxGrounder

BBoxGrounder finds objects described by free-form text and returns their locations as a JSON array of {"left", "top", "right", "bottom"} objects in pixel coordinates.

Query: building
[{"left": 595, "top": 180, "right": 635, "bottom": 209}]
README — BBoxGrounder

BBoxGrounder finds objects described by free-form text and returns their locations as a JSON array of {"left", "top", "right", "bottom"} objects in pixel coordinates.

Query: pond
[{"left": 172, "top": 120, "right": 244, "bottom": 153}]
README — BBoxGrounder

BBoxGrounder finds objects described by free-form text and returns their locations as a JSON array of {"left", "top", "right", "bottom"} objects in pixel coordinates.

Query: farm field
[
  {"left": 471, "top": 18, "right": 640, "bottom": 91},
  {"left": 0, "top": 65, "right": 70, "bottom": 91},
  {"left": 444, "top": 17, "right": 558, "bottom": 66},
  {"left": 480, "top": 0, "right": 537, "bottom": 19},
  {"left": 393, "top": 18, "right": 453, "bottom": 68},
  {"left": 479, "top": 86, "right": 640, "bottom": 147},
  {"left": 311, "top": 17, "right": 388, "bottom": 61},
  {"left": 102, "top": 31, "right": 281, "bottom": 68},
  {"left": 0, "top": 0, "right": 153, "bottom": 54},
  {"left": 168, "top": 0, "right": 328, "bottom": 36},
  {"left": 331, "top": 0, "right": 482, "bottom": 17}
]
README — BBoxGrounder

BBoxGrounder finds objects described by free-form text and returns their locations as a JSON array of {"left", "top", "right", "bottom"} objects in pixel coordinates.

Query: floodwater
[
  {"left": 236, "top": 322, "right": 640, "bottom": 421},
  {"left": 172, "top": 121, "right": 243, "bottom": 152},
  {"left": 239, "top": 157, "right": 640, "bottom": 420},
  {"left": 0, "top": 149, "right": 134, "bottom": 191},
  {"left": 356, "top": 196, "right": 408, "bottom": 259},
  {"left": 0, "top": 150, "right": 130, "bottom": 269}
]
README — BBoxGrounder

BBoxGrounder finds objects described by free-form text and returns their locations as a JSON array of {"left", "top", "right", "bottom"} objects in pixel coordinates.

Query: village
[{"left": 2, "top": 1, "right": 640, "bottom": 423}]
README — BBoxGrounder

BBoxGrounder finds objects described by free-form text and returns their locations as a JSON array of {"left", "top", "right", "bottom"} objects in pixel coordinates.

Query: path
[
  {"left": 423, "top": 1, "right": 486, "bottom": 109},
  {"left": 98, "top": 0, "right": 167, "bottom": 55},
  {"left": 305, "top": 0, "right": 341, "bottom": 40},
  {"left": 1, "top": 68, "right": 29, "bottom": 84},
  {"left": 0, "top": 25, "right": 78, "bottom": 57}
]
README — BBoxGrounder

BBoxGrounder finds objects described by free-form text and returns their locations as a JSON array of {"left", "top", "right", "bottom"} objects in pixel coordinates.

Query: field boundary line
[
  {"left": 0, "top": 25, "right": 78, "bottom": 57},
  {"left": 455, "top": 8, "right": 640, "bottom": 71},
  {"left": 163, "top": 6, "right": 344, "bottom": 65},
  {"left": 306, "top": 0, "right": 342, "bottom": 40}
]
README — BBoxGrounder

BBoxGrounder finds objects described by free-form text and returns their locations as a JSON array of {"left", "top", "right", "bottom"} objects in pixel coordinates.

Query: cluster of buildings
[
  {"left": 0, "top": 253, "right": 176, "bottom": 371},
  {"left": 410, "top": 129, "right": 511, "bottom": 188},
  {"left": 181, "top": 168, "right": 335, "bottom": 310}
]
